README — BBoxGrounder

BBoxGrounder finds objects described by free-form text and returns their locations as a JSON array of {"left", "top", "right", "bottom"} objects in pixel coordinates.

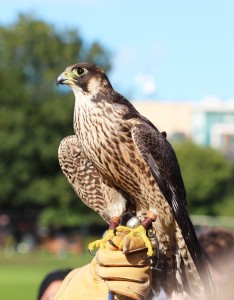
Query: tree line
[{"left": 0, "top": 13, "right": 233, "bottom": 229}]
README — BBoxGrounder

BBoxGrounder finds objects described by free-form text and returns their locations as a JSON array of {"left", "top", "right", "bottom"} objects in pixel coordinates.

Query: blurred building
[
  {"left": 192, "top": 101, "right": 234, "bottom": 158},
  {"left": 134, "top": 101, "right": 192, "bottom": 139},
  {"left": 133, "top": 99, "right": 234, "bottom": 158}
]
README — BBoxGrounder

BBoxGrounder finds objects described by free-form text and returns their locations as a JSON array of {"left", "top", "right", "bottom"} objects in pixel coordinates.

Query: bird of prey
[{"left": 56, "top": 63, "right": 214, "bottom": 298}]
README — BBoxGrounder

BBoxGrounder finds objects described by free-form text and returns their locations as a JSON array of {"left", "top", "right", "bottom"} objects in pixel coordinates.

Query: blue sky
[{"left": 2, "top": 0, "right": 234, "bottom": 101}]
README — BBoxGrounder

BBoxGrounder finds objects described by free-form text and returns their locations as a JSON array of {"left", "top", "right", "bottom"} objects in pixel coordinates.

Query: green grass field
[{"left": 0, "top": 251, "right": 91, "bottom": 300}]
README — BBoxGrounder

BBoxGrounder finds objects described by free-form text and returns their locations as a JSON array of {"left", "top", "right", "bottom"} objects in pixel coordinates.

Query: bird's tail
[
  {"left": 173, "top": 225, "right": 205, "bottom": 297},
  {"left": 151, "top": 223, "right": 214, "bottom": 299}
]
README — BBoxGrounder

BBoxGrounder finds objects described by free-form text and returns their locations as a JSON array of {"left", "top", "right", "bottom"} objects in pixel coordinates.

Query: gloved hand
[{"left": 54, "top": 232, "right": 152, "bottom": 300}]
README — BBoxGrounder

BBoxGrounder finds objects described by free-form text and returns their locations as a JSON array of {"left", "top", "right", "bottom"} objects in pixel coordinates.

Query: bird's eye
[
  {"left": 77, "top": 67, "right": 84, "bottom": 75},
  {"left": 73, "top": 67, "right": 86, "bottom": 76}
]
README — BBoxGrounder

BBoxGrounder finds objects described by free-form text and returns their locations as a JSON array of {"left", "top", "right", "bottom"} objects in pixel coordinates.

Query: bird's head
[{"left": 56, "top": 62, "right": 112, "bottom": 95}]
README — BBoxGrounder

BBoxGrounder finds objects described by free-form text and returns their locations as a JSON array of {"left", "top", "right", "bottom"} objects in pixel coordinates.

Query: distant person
[
  {"left": 37, "top": 268, "right": 72, "bottom": 300},
  {"left": 171, "top": 228, "right": 234, "bottom": 300},
  {"left": 198, "top": 227, "right": 234, "bottom": 269},
  {"left": 199, "top": 228, "right": 234, "bottom": 300}
]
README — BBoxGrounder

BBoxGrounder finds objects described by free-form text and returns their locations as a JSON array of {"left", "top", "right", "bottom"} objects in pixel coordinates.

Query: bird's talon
[
  {"left": 89, "top": 249, "right": 95, "bottom": 256},
  {"left": 88, "top": 240, "right": 100, "bottom": 251},
  {"left": 88, "top": 230, "right": 115, "bottom": 253},
  {"left": 108, "top": 239, "right": 119, "bottom": 249},
  {"left": 114, "top": 224, "right": 155, "bottom": 256}
]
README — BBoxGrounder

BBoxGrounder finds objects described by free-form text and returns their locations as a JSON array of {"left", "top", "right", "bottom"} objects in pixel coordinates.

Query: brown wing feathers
[{"left": 132, "top": 123, "right": 214, "bottom": 295}]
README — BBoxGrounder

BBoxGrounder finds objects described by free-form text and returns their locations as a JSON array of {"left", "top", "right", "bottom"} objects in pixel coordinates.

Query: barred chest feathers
[{"left": 73, "top": 92, "right": 128, "bottom": 168}]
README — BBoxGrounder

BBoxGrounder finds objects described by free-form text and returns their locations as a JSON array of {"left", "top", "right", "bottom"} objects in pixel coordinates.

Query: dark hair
[
  {"left": 199, "top": 228, "right": 234, "bottom": 267},
  {"left": 37, "top": 268, "right": 72, "bottom": 300}
]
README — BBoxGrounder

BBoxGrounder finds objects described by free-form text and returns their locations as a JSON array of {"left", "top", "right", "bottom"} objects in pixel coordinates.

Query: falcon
[{"left": 56, "top": 63, "right": 214, "bottom": 298}]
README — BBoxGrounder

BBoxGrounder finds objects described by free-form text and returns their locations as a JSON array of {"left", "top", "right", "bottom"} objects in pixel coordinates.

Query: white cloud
[
  {"left": 201, "top": 96, "right": 223, "bottom": 104},
  {"left": 135, "top": 73, "right": 157, "bottom": 96},
  {"left": 109, "top": 43, "right": 164, "bottom": 98}
]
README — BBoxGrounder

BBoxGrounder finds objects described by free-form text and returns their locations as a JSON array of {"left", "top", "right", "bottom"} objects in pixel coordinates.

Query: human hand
[{"left": 54, "top": 231, "right": 152, "bottom": 300}]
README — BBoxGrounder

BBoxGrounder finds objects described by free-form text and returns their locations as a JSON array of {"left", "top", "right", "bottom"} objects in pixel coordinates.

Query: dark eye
[
  {"left": 77, "top": 67, "right": 84, "bottom": 75},
  {"left": 73, "top": 67, "right": 87, "bottom": 77}
]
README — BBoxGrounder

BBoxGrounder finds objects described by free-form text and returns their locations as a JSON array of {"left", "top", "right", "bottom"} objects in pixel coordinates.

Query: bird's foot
[
  {"left": 88, "top": 229, "right": 115, "bottom": 253},
  {"left": 116, "top": 225, "right": 154, "bottom": 256},
  {"left": 88, "top": 216, "right": 120, "bottom": 254}
]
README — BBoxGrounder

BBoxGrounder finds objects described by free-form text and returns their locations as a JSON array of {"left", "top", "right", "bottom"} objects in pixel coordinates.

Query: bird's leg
[
  {"left": 88, "top": 216, "right": 120, "bottom": 253},
  {"left": 117, "top": 210, "right": 157, "bottom": 256}
]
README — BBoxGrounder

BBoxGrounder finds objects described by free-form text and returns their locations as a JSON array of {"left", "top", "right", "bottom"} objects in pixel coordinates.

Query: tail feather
[
  {"left": 175, "top": 224, "right": 204, "bottom": 297},
  {"left": 151, "top": 222, "right": 214, "bottom": 299},
  {"left": 152, "top": 228, "right": 184, "bottom": 298}
]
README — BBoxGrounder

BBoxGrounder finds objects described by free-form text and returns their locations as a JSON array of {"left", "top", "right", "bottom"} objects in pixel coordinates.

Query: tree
[
  {"left": 0, "top": 13, "right": 111, "bottom": 227},
  {"left": 174, "top": 141, "right": 234, "bottom": 215}
]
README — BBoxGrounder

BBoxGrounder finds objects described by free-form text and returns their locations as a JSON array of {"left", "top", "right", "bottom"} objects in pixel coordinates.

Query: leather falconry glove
[{"left": 54, "top": 231, "right": 152, "bottom": 300}]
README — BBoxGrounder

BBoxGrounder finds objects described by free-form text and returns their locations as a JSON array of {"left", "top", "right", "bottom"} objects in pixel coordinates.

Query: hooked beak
[{"left": 56, "top": 73, "right": 68, "bottom": 86}]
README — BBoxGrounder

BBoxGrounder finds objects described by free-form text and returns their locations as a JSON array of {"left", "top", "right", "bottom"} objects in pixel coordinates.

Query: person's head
[
  {"left": 199, "top": 228, "right": 234, "bottom": 270},
  {"left": 37, "top": 268, "right": 72, "bottom": 300},
  {"left": 198, "top": 228, "right": 234, "bottom": 300}
]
